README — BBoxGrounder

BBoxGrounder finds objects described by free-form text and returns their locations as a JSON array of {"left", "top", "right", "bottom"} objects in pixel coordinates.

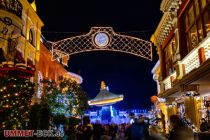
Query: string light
[
  {"left": 0, "top": 75, "right": 35, "bottom": 130},
  {"left": 42, "top": 29, "right": 153, "bottom": 35},
  {"left": 42, "top": 76, "right": 88, "bottom": 117}
]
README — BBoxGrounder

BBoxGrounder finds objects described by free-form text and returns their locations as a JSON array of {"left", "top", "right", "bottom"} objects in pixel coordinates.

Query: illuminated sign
[{"left": 94, "top": 32, "right": 109, "bottom": 47}]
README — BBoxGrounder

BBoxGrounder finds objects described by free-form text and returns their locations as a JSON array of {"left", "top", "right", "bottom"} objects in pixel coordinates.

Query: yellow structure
[
  {"left": 151, "top": 0, "right": 210, "bottom": 133},
  {"left": 101, "top": 81, "right": 106, "bottom": 90},
  {"left": 0, "top": 0, "right": 83, "bottom": 104},
  {"left": 88, "top": 81, "right": 124, "bottom": 106},
  {"left": 0, "top": 0, "right": 44, "bottom": 102}
]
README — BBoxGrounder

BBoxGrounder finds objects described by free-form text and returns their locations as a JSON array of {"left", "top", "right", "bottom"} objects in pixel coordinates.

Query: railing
[
  {"left": 0, "top": 0, "right": 22, "bottom": 18},
  {"left": 182, "top": 48, "right": 200, "bottom": 74},
  {"left": 163, "top": 71, "right": 176, "bottom": 91},
  {"left": 161, "top": 34, "right": 210, "bottom": 92},
  {"left": 182, "top": 35, "right": 210, "bottom": 75},
  {"left": 204, "top": 38, "right": 210, "bottom": 60}
]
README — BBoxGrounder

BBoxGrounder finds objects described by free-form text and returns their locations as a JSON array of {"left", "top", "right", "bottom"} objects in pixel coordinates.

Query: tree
[
  {"left": 41, "top": 76, "right": 89, "bottom": 117},
  {"left": 28, "top": 103, "right": 40, "bottom": 130},
  {"left": 0, "top": 75, "right": 35, "bottom": 131}
]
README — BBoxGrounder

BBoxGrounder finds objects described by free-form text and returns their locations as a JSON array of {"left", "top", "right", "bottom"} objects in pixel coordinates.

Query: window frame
[
  {"left": 184, "top": 0, "right": 210, "bottom": 52},
  {"left": 29, "top": 29, "right": 34, "bottom": 45},
  {"left": 163, "top": 36, "right": 176, "bottom": 77}
]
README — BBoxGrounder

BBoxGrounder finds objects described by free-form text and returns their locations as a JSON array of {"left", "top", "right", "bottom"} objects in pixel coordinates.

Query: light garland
[
  {"left": 41, "top": 76, "right": 89, "bottom": 117},
  {"left": 0, "top": 75, "right": 35, "bottom": 131}
]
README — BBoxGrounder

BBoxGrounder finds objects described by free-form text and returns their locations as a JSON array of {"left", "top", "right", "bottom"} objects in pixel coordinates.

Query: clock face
[{"left": 94, "top": 32, "right": 109, "bottom": 47}]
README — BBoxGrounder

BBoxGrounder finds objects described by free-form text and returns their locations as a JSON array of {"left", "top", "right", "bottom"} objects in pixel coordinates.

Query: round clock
[{"left": 94, "top": 32, "right": 109, "bottom": 47}]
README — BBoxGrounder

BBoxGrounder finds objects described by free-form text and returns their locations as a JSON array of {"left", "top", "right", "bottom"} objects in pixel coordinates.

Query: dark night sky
[{"left": 35, "top": 0, "right": 162, "bottom": 109}]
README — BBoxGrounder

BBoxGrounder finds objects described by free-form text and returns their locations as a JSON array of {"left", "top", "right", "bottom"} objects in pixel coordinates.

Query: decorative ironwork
[
  {"left": 49, "top": 27, "right": 152, "bottom": 64},
  {"left": 0, "top": 0, "right": 23, "bottom": 18}
]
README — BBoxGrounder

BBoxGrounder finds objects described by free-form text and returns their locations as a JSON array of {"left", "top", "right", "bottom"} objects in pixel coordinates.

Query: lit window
[
  {"left": 164, "top": 37, "right": 176, "bottom": 77},
  {"left": 183, "top": 0, "right": 210, "bottom": 52}
]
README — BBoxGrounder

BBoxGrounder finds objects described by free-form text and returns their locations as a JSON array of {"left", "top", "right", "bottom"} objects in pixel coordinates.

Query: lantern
[{"left": 151, "top": 95, "right": 158, "bottom": 103}]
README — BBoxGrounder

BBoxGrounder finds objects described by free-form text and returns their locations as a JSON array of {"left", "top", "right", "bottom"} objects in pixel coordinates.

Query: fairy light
[
  {"left": 0, "top": 76, "right": 35, "bottom": 130},
  {"left": 49, "top": 27, "right": 152, "bottom": 67}
]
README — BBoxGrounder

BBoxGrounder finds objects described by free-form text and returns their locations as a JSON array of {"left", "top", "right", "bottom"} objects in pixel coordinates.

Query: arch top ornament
[{"left": 48, "top": 27, "right": 152, "bottom": 66}]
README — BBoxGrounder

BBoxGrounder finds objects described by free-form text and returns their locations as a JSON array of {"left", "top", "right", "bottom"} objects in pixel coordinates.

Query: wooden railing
[{"left": 162, "top": 35, "right": 210, "bottom": 92}]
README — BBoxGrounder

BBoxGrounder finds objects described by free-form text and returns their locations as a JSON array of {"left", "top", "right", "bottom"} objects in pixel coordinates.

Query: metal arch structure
[{"left": 48, "top": 27, "right": 152, "bottom": 66}]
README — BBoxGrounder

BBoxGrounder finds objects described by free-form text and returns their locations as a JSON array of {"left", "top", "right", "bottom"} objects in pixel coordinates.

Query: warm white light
[
  {"left": 88, "top": 97, "right": 123, "bottom": 106},
  {"left": 94, "top": 32, "right": 109, "bottom": 47}
]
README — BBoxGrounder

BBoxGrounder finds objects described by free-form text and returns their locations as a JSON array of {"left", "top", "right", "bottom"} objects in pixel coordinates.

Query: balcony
[
  {"left": 162, "top": 34, "right": 210, "bottom": 93},
  {"left": 182, "top": 34, "right": 210, "bottom": 75},
  {"left": 0, "top": 39, "right": 35, "bottom": 78},
  {"left": 0, "top": 0, "right": 22, "bottom": 18},
  {"left": 163, "top": 71, "right": 177, "bottom": 91}
]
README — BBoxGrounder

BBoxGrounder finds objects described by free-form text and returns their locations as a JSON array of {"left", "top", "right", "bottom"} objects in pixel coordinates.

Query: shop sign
[{"left": 180, "top": 84, "right": 199, "bottom": 92}]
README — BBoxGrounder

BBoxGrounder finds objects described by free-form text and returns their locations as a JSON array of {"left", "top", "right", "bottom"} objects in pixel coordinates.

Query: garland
[{"left": 41, "top": 76, "right": 89, "bottom": 117}]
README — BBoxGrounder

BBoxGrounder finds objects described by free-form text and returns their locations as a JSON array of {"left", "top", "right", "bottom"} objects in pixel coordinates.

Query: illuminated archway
[{"left": 48, "top": 27, "right": 152, "bottom": 66}]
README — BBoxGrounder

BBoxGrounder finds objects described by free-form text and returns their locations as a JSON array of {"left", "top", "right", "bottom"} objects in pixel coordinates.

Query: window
[
  {"left": 203, "top": 6, "right": 210, "bottom": 34},
  {"left": 201, "top": 0, "right": 207, "bottom": 9},
  {"left": 164, "top": 37, "right": 176, "bottom": 77},
  {"left": 29, "top": 29, "right": 33, "bottom": 44},
  {"left": 183, "top": 0, "right": 210, "bottom": 52}
]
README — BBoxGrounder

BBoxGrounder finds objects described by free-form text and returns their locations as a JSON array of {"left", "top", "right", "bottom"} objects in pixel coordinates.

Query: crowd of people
[
  {"left": 63, "top": 114, "right": 205, "bottom": 140},
  {"left": 200, "top": 118, "right": 210, "bottom": 132}
]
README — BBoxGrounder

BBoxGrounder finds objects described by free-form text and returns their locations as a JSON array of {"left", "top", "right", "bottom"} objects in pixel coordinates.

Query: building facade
[
  {"left": 151, "top": 0, "right": 210, "bottom": 133},
  {"left": 0, "top": 0, "right": 43, "bottom": 77},
  {"left": 0, "top": 0, "right": 83, "bottom": 101},
  {"left": 37, "top": 39, "right": 83, "bottom": 100}
]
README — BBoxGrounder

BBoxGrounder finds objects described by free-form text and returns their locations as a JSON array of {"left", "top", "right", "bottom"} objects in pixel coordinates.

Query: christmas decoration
[
  {"left": 41, "top": 76, "right": 89, "bottom": 117},
  {"left": 150, "top": 95, "right": 158, "bottom": 104},
  {"left": 0, "top": 75, "right": 35, "bottom": 132}
]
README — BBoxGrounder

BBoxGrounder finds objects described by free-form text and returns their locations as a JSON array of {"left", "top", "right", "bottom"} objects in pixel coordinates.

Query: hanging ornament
[{"left": 151, "top": 95, "right": 158, "bottom": 103}]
